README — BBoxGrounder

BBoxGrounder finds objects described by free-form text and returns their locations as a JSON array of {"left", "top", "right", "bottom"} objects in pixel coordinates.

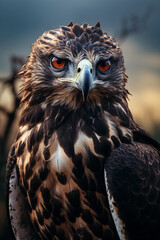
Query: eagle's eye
[
  {"left": 51, "top": 56, "right": 67, "bottom": 70},
  {"left": 97, "top": 59, "right": 111, "bottom": 73}
]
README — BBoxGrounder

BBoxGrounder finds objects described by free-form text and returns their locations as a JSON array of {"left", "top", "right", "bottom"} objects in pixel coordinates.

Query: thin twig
[{"left": 117, "top": 3, "right": 154, "bottom": 43}]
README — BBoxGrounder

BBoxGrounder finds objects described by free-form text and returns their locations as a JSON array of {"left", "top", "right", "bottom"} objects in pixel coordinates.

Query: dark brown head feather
[
  {"left": 68, "top": 21, "right": 74, "bottom": 27},
  {"left": 18, "top": 23, "right": 128, "bottom": 112},
  {"left": 95, "top": 22, "right": 101, "bottom": 28}
]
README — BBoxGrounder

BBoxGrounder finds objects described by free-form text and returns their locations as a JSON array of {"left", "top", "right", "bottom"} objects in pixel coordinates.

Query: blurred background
[{"left": 0, "top": 0, "right": 160, "bottom": 238}]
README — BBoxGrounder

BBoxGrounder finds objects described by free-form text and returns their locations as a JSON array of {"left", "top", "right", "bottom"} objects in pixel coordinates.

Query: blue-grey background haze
[{"left": 0, "top": 0, "right": 160, "bottom": 76}]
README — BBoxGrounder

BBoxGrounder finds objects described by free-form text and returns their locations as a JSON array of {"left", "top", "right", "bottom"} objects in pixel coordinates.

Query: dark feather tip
[
  {"left": 95, "top": 22, "right": 101, "bottom": 28},
  {"left": 68, "top": 21, "right": 74, "bottom": 27}
]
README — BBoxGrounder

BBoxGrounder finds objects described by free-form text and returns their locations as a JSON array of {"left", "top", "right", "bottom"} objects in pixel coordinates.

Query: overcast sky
[
  {"left": 0, "top": 0, "right": 160, "bottom": 130},
  {"left": 0, "top": 0, "right": 160, "bottom": 75}
]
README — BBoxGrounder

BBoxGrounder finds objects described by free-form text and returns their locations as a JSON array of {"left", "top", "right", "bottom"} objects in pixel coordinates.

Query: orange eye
[
  {"left": 51, "top": 56, "right": 66, "bottom": 69},
  {"left": 97, "top": 60, "right": 111, "bottom": 72}
]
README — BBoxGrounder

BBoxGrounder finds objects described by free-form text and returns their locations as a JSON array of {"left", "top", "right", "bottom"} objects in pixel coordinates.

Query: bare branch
[
  {"left": 0, "top": 56, "right": 24, "bottom": 162},
  {"left": 116, "top": 3, "right": 154, "bottom": 44},
  {"left": 0, "top": 106, "right": 9, "bottom": 115}
]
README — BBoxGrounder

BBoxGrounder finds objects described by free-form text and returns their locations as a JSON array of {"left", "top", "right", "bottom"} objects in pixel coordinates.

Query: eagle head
[{"left": 19, "top": 22, "right": 128, "bottom": 110}]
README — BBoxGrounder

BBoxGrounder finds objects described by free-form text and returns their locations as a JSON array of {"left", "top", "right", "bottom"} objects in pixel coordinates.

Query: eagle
[{"left": 6, "top": 22, "right": 160, "bottom": 240}]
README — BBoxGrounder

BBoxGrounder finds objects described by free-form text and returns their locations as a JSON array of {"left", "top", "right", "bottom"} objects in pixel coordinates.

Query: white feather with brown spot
[{"left": 104, "top": 170, "right": 127, "bottom": 240}]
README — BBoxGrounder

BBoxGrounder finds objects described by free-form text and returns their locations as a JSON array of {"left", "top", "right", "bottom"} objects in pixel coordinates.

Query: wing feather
[
  {"left": 104, "top": 143, "right": 160, "bottom": 240},
  {"left": 105, "top": 171, "right": 127, "bottom": 240}
]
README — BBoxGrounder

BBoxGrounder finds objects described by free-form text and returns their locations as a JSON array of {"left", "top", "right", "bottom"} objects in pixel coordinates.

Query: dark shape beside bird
[{"left": 5, "top": 22, "right": 160, "bottom": 240}]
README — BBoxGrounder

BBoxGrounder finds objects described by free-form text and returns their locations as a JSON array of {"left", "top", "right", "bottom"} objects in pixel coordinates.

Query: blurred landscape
[{"left": 0, "top": 0, "right": 160, "bottom": 239}]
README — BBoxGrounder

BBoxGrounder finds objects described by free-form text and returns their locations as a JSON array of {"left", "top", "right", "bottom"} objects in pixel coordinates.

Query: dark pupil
[
  {"left": 57, "top": 59, "right": 62, "bottom": 64},
  {"left": 100, "top": 61, "right": 107, "bottom": 67}
]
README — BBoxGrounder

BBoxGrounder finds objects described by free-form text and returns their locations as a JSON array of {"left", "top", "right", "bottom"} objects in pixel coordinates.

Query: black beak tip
[
  {"left": 82, "top": 91, "right": 88, "bottom": 101},
  {"left": 82, "top": 84, "right": 90, "bottom": 101},
  {"left": 81, "top": 72, "right": 91, "bottom": 101}
]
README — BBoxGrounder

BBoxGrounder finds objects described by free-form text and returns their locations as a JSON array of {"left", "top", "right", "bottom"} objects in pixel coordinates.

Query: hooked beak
[{"left": 76, "top": 60, "right": 93, "bottom": 101}]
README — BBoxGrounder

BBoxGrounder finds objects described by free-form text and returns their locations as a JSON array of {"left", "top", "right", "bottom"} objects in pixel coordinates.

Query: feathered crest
[
  {"left": 95, "top": 22, "right": 101, "bottom": 28},
  {"left": 68, "top": 21, "right": 73, "bottom": 27}
]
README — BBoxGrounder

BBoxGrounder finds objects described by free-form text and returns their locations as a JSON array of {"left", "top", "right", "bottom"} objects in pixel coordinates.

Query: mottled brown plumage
[{"left": 6, "top": 22, "right": 160, "bottom": 240}]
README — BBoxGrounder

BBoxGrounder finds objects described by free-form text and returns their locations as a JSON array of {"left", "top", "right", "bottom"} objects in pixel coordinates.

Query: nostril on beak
[
  {"left": 77, "top": 67, "right": 92, "bottom": 74},
  {"left": 77, "top": 68, "right": 81, "bottom": 73}
]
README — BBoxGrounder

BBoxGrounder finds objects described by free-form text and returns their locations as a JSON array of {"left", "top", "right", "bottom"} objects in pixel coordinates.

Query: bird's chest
[
  {"left": 49, "top": 124, "right": 112, "bottom": 195},
  {"left": 16, "top": 116, "right": 119, "bottom": 239},
  {"left": 34, "top": 128, "right": 117, "bottom": 239}
]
